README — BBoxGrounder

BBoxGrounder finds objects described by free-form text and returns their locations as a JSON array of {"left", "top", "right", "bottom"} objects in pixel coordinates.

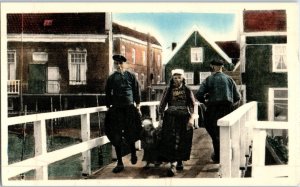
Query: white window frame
[
  {"left": 33, "top": 52, "right": 48, "bottom": 62},
  {"left": 272, "top": 44, "right": 287, "bottom": 72},
  {"left": 199, "top": 72, "right": 211, "bottom": 84},
  {"left": 142, "top": 51, "right": 146, "bottom": 66},
  {"left": 191, "top": 47, "right": 204, "bottom": 63},
  {"left": 184, "top": 72, "right": 194, "bottom": 85},
  {"left": 268, "top": 88, "right": 288, "bottom": 121},
  {"left": 121, "top": 45, "right": 126, "bottom": 57},
  {"left": 7, "top": 50, "right": 16, "bottom": 80},
  {"left": 132, "top": 48, "right": 136, "bottom": 64},
  {"left": 68, "top": 49, "right": 87, "bottom": 85}
]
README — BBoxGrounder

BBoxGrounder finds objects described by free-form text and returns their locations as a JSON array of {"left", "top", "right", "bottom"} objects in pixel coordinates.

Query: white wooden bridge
[{"left": 2, "top": 101, "right": 298, "bottom": 186}]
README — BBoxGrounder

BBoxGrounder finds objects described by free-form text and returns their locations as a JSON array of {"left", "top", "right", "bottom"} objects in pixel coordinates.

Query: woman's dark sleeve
[
  {"left": 133, "top": 73, "right": 141, "bottom": 105},
  {"left": 187, "top": 88, "right": 196, "bottom": 114},
  {"left": 158, "top": 87, "right": 169, "bottom": 115}
]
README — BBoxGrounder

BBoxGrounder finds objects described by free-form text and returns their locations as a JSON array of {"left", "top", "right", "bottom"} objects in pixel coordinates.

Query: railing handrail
[
  {"left": 218, "top": 101, "right": 257, "bottom": 178},
  {"left": 4, "top": 101, "right": 161, "bottom": 181},
  {"left": 218, "top": 101, "right": 257, "bottom": 127}
]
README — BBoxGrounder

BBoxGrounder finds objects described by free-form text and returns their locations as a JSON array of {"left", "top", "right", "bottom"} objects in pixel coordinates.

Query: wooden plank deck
[{"left": 88, "top": 128, "right": 220, "bottom": 179}]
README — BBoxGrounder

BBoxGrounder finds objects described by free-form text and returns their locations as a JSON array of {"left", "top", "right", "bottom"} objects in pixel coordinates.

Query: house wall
[
  {"left": 242, "top": 36, "right": 287, "bottom": 120},
  {"left": 8, "top": 41, "right": 108, "bottom": 94},
  {"left": 165, "top": 31, "right": 230, "bottom": 84},
  {"left": 113, "top": 38, "right": 162, "bottom": 90}
]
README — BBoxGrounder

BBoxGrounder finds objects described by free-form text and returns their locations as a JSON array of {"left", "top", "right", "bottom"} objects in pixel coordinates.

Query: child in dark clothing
[{"left": 140, "top": 118, "right": 160, "bottom": 169}]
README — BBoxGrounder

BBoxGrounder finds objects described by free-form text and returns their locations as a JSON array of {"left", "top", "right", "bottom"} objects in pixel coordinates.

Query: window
[
  {"left": 68, "top": 49, "right": 87, "bottom": 85},
  {"left": 47, "top": 67, "right": 60, "bottom": 93},
  {"left": 272, "top": 45, "right": 287, "bottom": 72},
  {"left": 199, "top": 72, "right": 211, "bottom": 84},
  {"left": 142, "top": 51, "right": 146, "bottom": 66},
  {"left": 7, "top": 50, "right": 16, "bottom": 80},
  {"left": 33, "top": 52, "right": 48, "bottom": 62},
  {"left": 184, "top": 72, "right": 194, "bottom": 84},
  {"left": 268, "top": 88, "right": 288, "bottom": 121},
  {"left": 121, "top": 45, "right": 126, "bottom": 57},
  {"left": 191, "top": 47, "right": 204, "bottom": 63},
  {"left": 132, "top": 48, "right": 136, "bottom": 64}
]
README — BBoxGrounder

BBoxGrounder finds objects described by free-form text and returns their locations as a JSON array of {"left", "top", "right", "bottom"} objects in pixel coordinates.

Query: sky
[{"left": 113, "top": 13, "right": 238, "bottom": 63}]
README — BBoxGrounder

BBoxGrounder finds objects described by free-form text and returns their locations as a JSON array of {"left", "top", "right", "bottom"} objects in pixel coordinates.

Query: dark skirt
[
  {"left": 104, "top": 105, "right": 142, "bottom": 146},
  {"left": 158, "top": 109, "right": 193, "bottom": 162}
]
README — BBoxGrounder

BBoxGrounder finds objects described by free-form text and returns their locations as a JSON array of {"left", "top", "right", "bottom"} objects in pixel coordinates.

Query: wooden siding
[
  {"left": 165, "top": 31, "right": 233, "bottom": 84},
  {"left": 242, "top": 44, "right": 287, "bottom": 120},
  {"left": 8, "top": 41, "right": 108, "bottom": 94}
]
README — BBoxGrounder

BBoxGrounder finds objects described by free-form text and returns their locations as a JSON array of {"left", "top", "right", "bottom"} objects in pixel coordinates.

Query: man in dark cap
[
  {"left": 104, "top": 54, "right": 142, "bottom": 173},
  {"left": 195, "top": 59, "right": 241, "bottom": 163}
]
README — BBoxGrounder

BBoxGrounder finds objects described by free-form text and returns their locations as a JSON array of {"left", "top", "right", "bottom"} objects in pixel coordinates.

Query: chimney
[{"left": 172, "top": 42, "right": 177, "bottom": 51}]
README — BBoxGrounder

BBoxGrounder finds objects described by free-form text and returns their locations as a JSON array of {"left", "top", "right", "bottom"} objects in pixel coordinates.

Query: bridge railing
[
  {"left": 246, "top": 121, "right": 290, "bottom": 178},
  {"left": 3, "top": 101, "right": 160, "bottom": 182},
  {"left": 7, "top": 80, "right": 20, "bottom": 94},
  {"left": 218, "top": 101, "right": 257, "bottom": 178}
]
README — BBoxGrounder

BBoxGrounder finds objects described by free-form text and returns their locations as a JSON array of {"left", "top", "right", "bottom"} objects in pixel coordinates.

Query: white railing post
[
  {"left": 219, "top": 126, "right": 231, "bottom": 177},
  {"left": 149, "top": 105, "right": 156, "bottom": 121},
  {"left": 33, "top": 120, "right": 48, "bottom": 180},
  {"left": 251, "top": 129, "right": 267, "bottom": 178},
  {"left": 239, "top": 114, "right": 247, "bottom": 172},
  {"left": 231, "top": 121, "right": 241, "bottom": 177},
  {"left": 81, "top": 113, "right": 91, "bottom": 176},
  {"left": 194, "top": 103, "right": 199, "bottom": 128}
]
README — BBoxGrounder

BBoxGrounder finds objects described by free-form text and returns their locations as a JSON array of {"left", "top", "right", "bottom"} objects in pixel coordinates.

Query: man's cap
[
  {"left": 171, "top": 69, "right": 184, "bottom": 76},
  {"left": 113, "top": 54, "right": 127, "bottom": 63},
  {"left": 210, "top": 59, "right": 224, "bottom": 66}
]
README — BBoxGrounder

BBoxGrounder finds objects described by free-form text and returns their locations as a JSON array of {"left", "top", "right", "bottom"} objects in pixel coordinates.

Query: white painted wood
[
  {"left": 81, "top": 114, "right": 91, "bottom": 175},
  {"left": 34, "top": 120, "right": 47, "bottom": 156},
  {"left": 239, "top": 114, "right": 247, "bottom": 168},
  {"left": 251, "top": 165, "right": 290, "bottom": 178},
  {"left": 6, "top": 136, "right": 110, "bottom": 179},
  {"left": 7, "top": 34, "right": 107, "bottom": 43},
  {"left": 218, "top": 101, "right": 257, "bottom": 126},
  {"left": 35, "top": 166, "right": 48, "bottom": 180},
  {"left": 219, "top": 126, "right": 231, "bottom": 178},
  {"left": 149, "top": 105, "right": 156, "bottom": 121},
  {"left": 252, "top": 129, "right": 267, "bottom": 178},
  {"left": 33, "top": 120, "right": 48, "bottom": 180},
  {"left": 231, "top": 121, "right": 241, "bottom": 177}
]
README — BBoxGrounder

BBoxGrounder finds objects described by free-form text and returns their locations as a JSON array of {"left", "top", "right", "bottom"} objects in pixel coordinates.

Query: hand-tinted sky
[{"left": 113, "top": 13, "right": 237, "bottom": 61}]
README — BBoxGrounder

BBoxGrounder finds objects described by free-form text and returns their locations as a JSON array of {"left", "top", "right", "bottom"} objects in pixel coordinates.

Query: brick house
[{"left": 112, "top": 22, "right": 162, "bottom": 91}]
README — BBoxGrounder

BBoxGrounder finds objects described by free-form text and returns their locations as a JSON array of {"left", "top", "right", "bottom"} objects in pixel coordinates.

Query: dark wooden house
[
  {"left": 164, "top": 26, "right": 238, "bottom": 85},
  {"left": 241, "top": 10, "right": 288, "bottom": 121},
  {"left": 7, "top": 13, "right": 111, "bottom": 113},
  {"left": 7, "top": 13, "right": 163, "bottom": 113}
]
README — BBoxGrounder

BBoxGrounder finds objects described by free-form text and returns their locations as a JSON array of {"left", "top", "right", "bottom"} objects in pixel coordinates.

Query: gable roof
[
  {"left": 112, "top": 22, "right": 161, "bottom": 46},
  {"left": 243, "top": 10, "right": 286, "bottom": 32},
  {"left": 165, "top": 25, "right": 232, "bottom": 64},
  {"left": 215, "top": 41, "right": 240, "bottom": 59},
  {"left": 7, "top": 13, "right": 106, "bottom": 34}
]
